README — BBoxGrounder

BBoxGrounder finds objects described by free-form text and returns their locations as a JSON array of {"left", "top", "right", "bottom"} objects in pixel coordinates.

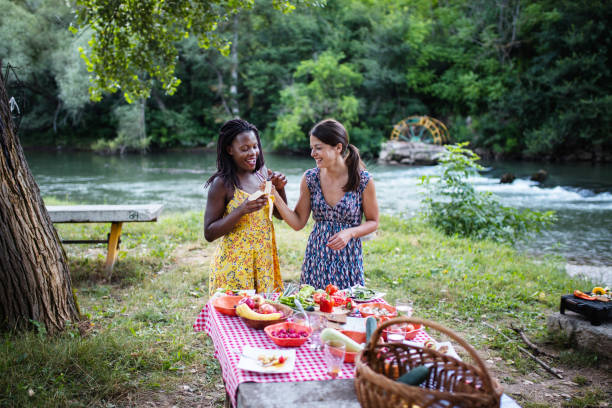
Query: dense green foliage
[
  {"left": 420, "top": 143, "right": 556, "bottom": 242},
  {"left": 71, "top": 0, "right": 317, "bottom": 103},
  {"left": 2, "top": 0, "right": 611, "bottom": 158}
]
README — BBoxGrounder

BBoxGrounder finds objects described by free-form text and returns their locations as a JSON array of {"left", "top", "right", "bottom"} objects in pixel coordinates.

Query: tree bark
[
  {"left": 213, "top": 65, "right": 232, "bottom": 117},
  {"left": 229, "top": 14, "right": 240, "bottom": 117},
  {"left": 0, "top": 68, "right": 80, "bottom": 335},
  {"left": 138, "top": 98, "right": 147, "bottom": 153}
]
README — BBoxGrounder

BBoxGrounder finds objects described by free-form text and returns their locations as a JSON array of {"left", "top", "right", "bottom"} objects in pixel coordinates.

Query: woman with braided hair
[
  {"left": 204, "top": 118, "right": 287, "bottom": 295},
  {"left": 272, "top": 119, "right": 379, "bottom": 290}
]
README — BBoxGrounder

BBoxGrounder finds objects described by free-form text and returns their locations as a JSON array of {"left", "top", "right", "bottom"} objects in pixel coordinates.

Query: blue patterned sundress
[{"left": 301, "top": 168, "right": 371, "bottom": 290}]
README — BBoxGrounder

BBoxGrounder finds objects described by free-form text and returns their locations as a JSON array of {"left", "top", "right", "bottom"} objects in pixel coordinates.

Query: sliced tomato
[
  {"left": 326, "top": 284, "right": 339, "bottom": 295},
  {"left": 332, "top": 293, "right": 347, "bottom": 306},
  {"left": 313, "top": 292, "right": 325, "bottom": 304}
]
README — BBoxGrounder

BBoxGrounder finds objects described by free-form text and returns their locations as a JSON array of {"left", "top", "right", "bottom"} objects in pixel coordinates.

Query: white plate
[
  {"left": 346, "top": 286, "right": 386, "bottom": 303},
  {"left": 435, "top": 341, "right": 461, "bottom": 360},
  {"left": 404, "top": 340, "right": 461, "bottom": 361},
  {"left": 211, "top": 289, "right": 256, "bottom": 301},
  {"left": 237, "top": 346, "right": 296, "bottom": 374}
]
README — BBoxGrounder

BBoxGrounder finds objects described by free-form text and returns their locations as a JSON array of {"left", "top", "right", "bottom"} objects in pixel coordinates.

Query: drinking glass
[
  {"left": 323, "top": 340, "right": 346, "bottom": 379},
  {"left": 288, "top": 311, "right": 308, "bottom": 327},
  {"left": 395, "top": 299, "right": 414, "bottom": 317},
  {"left": 307, "top": 314, "right": 327, "bottom": 350}
]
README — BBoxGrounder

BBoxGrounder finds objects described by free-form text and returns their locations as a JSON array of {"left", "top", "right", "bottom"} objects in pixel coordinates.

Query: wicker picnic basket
[{"left": 354, "top": 317, "right": 502, "bottom": 408}]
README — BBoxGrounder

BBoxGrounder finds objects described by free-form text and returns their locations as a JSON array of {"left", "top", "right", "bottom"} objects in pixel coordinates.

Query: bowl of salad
[
  {"left": 349, "top": 286, "right": 385, "bottom": 303},
  {"left": 356, "top": 302, "right": 397, "bottom": 319}
]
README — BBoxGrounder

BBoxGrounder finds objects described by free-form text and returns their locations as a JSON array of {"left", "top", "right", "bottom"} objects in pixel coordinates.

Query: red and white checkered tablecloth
[{"left": 193, "top": 298, "right": 431, "bottom": 407}]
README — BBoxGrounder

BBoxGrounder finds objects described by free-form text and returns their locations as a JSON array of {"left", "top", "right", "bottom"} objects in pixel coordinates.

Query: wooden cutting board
[{"left": 312, "top": 308, "right": 348, "bottom": 324}]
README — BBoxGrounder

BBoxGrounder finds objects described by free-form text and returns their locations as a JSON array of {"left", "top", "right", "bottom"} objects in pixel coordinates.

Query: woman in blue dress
[{"left": 272, "top": 119, "right": 379, "bottom": 289}]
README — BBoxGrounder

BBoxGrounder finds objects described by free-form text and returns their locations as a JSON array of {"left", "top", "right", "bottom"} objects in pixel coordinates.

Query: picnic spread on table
[{"left": 193, "top": 284, "right": 516, "bottom": 408}]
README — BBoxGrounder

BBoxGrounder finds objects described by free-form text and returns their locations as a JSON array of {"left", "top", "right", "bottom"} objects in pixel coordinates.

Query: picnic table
[
  {"left": 194, "top": 297, "right": 521, "bottom": 408},
  {"left": 47, "top": 204, "right": 163, "bottom": 273}
]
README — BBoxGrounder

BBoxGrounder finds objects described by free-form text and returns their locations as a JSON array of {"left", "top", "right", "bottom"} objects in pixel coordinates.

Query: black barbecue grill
[{"left": 560, "top": 294, "right": 612, "bottom": 325}]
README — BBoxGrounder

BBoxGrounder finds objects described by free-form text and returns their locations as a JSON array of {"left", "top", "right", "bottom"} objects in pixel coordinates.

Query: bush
[
  {"left": 92, "top": 102, "right": 149, "bottom": 154},
  {"left": 420, "top": 143, "right": 556, "bottom": 243}
]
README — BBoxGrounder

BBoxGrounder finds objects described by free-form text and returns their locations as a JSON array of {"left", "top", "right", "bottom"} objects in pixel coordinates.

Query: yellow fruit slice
[
  {"left": 592, "top": 287, "right": 606, "bottom": 295},
  {"left": 248, "top": 190, "right": 265, "bottom": 201},
  {"left": 248, "top": 180, "right": 274, "bottom": 220},
  {"left": 264, "top": 180, "right": 273, "bottom": 220},
  {"left": 235, "top": 303, "right": 282, "bottom": 321}
]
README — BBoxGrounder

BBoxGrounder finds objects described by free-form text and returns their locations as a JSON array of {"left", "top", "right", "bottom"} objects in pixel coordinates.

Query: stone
[
  {"left": 530, "top": 169, "right": 548, "bottom": 183},
  {"left": 500, "top": 173, "right": 516, "bottom": 184},
  {"left": 547, "top": 312, "right": 612, "bottom": 358},
  {"left": 237, "top": 379, "right": 361, "bottom": 408},
  {"left": 378, "top": 141, "right": 445, "bottom": 166},
  {"left": 236, "top": 379, "right": 522, "bottom": 408},
  {"left": 565, "top": 263, "right": 612, "bottom": 284}
]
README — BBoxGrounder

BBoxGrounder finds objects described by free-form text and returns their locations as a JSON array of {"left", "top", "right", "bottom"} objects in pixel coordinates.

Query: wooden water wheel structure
[{"left": 390, "top": 116, "right": 450, "bottom": 145}]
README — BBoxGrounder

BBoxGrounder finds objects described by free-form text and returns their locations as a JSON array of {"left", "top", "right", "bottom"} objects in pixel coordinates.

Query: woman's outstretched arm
[
  {"left": 272, "top": 175, "right": 311, "bottom": 231},
  {"left": 326, "top": 178, "right": 379, "bottom": 250}
]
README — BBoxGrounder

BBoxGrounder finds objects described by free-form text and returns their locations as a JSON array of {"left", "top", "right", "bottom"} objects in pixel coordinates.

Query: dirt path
[{"left": 488, "top": 355, "right": 611, "bottom": 407}]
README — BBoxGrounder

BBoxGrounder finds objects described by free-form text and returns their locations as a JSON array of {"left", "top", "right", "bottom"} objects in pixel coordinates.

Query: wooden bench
[{"left": 47, "top": 204, "right": 164, "bottom": 273}]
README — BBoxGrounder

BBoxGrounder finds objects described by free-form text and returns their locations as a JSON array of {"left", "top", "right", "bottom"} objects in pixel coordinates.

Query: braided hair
[
  {"left": 206, "top": 118, "right": 265, "bottom": 189},
  {"left": 309, "top": 119, "right": 364, "bottom": 192}
]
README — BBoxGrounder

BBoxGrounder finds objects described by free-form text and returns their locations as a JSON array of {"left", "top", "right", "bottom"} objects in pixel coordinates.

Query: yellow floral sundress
[{"left": 209, "top": 188, "right": 283, "bottom": 295}]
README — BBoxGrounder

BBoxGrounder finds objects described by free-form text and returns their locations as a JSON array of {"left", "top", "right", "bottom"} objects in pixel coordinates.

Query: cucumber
[
  {"left": 365, "top": 316, "right": 377, "bottom": 344},
  {"left": 397, "top": 365, "right": 429, "bottom": 386},
  {"left": 320, "top": 328, "right": 364, "bottom": 353}
]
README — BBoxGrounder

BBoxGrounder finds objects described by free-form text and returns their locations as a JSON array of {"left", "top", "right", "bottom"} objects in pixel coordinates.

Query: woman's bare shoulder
[{"left": 208, "top": 176, "right": 234, "bottom": 200}]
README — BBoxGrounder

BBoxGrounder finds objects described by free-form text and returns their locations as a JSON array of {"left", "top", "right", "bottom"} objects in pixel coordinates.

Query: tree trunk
[
  {"left": 138, "top": 98, "right": 147, "bottom": 153},
  {"left": 0, "top": 68, "right": 80, "bottom": 335},
  {"left": 229, "top": 14, "right": 240, "bottom": 117},
  {"left": 213, "top": 66, "right": 232, "bottom": 117}
]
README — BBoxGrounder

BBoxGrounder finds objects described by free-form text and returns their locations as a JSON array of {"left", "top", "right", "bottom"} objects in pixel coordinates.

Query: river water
[{"left": 26, "top": 150, "right": 612, "bottom": 269}]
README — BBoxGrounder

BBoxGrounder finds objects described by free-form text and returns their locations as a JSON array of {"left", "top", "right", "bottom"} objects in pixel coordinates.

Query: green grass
[
  {"left": 562, "top": 388, "right": 608, "bottom": 408},
  {"left": 2, "top": 209, "right": 221, "bottom": 407},
  {"left": 370, "top": 217, "right": 592, "bottom": 362},
  {"left": 0, "top": 209, "right": 606, "bottom": 407}
]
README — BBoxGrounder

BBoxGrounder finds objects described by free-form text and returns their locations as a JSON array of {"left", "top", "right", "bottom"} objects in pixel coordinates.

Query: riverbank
[
  {"left": 22, "top": 144, "right": 612, "bottom": 164},
  {"left": 474, "top": 147, "right": 612, "bottom": 164},
  {"left": 1, "top": 211, "right": 609, "bottom": 407},
  {"left": 565, "top": 264, "right": 612, "bottom": 287}
]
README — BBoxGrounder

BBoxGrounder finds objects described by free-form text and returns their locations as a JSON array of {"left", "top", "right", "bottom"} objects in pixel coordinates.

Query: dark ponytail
[
  {"left": 343, "top": 143, "right": 364, "bottom": 192},
  {"left": 309, "top": 118, "right": 364, "bottom": 192}
]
